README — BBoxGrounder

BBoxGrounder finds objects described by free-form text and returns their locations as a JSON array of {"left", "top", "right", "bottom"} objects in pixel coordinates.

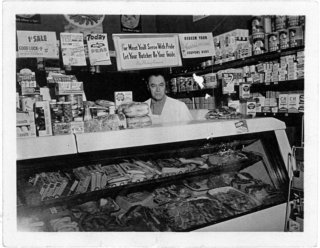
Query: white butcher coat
[{"left": 145, "top": 96, "right": 193, "bottom": 124}]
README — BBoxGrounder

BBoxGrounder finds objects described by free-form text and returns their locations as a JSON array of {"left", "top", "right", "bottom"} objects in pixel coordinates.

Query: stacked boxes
[{"left": 16, "top": 111, "right": 36, "bottom": 138}]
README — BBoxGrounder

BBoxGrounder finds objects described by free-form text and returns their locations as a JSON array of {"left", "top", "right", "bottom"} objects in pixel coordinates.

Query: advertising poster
[
  {"left": 113, "top": 33, "right": 182, "bottom": 71},
  {"left": 222, "top": 73, "right": 236, "bottom": 94},
  {"left": 178, "top": 33, "right": 215, "bottom": 58},
  {"left": 60, "top": 33, "right": 86, "bottom": 66},
  {"left": 17, "top": 31, "right": 59, "bottom": 58},
  {"left": 120, "top": 15, "right": 142, "bottom": 33},
  {"left": 86, "top": 33, "right": 111, "bottom": 65},
  {"left": 64, "top": 15, "right": 104, "bottom": 37}
]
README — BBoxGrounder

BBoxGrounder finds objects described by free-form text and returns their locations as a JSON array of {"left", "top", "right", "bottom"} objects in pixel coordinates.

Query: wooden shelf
[{"left": 171, "top": 46, "right": 305, "bottom": 77}]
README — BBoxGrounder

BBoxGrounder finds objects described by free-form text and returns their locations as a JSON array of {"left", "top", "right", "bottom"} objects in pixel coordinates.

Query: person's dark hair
[{"left": 142, "top": 69, "right": 169, "bottom": 84}]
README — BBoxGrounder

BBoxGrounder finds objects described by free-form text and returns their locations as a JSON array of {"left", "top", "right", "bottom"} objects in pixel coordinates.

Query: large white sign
[
  {"left": 112, "top": 34, "right": 182, "bottom": 71},
  {"left": 17, "top": 31, "right": 59, "bottom": 58},
  {"left": 178, "top": 33, "right": 215, "bottom": 58},
  {"left": 60, "top": 33, "right": 86, "bottom": 66},
  {"left": 86, "top": 33, "right": 111, "bottom": 66}
]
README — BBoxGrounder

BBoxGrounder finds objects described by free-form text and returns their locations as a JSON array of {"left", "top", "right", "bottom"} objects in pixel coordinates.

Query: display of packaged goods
[
  {"left": 156, "top": 158, "right": 196, "bottom": 175},
  {"left": 52, "top": 122, "right": 71, "bottom": 135},
  {"left": 239, "top": 84, "right": 251, "bottom": 99},
  {"left": 205, "top": 107, "right": 242, "bottom": 120},
  {"left": 253, "top": 96, "right": 265, "bottom": 112},
  {"left": 278, "top": 29, "right": 289, "bottom": 50},
  {"left": 126, "top": 115, "right": 152, "bottom": 129},
  {"left": 35, "top": 101, "right": 52, "bottom": 136},
  {"left": 17, "top": 124, "right": 37, "bottom": 138},
  {"left": 246, "top": 100, "right": 257, "bottom": 117},
  {"left": 54, "top": 81, "right": 84, "bottom": 95}
]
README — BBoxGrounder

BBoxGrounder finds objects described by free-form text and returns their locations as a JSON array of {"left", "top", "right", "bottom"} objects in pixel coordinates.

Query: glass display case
[{"left": 16, "top": 118, "right": 291, "bottom": 232}]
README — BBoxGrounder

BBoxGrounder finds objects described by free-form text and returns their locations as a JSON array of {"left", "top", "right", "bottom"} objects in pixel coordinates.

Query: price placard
[
  {"left": 113, "top": 34, "right": 182, "bottom": 71},
  {"left": 17, "top": 31, "right": 59, "bottom": 58},
  {"left": 178, "top": 33, "right": 215, "bottom": 58}
]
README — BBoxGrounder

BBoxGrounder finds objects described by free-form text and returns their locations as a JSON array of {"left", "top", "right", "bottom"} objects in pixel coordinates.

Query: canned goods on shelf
[
  {"left": 268, "top": 32, "right": 279, "bottom": 52},
  {"left": 252, "top": 16, "right": 264, "bottom": 34},
  {"left": 278, "top": 29, "right": 289, "bottom": 50},
  {"left": 252, "top": 32, "right": 265, "bottom": 41},
  {"left": 253, "top": 39, "right": 265, "bottom": 55},
  {"left": 288, "top": 27, "right": 304, "bottom": 48}
]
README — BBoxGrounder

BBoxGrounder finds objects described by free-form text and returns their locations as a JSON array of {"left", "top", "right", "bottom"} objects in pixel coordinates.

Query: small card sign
[{"left": 235, "top": 120, "right": 249, "bottom": 133}]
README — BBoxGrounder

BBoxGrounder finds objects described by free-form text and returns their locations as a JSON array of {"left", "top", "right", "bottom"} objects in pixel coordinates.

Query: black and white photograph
[{"left": 1, "top": 1, "right": 319, "bottom": 247}]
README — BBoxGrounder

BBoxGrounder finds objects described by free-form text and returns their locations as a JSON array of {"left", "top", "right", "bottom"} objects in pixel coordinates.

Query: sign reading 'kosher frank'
[{"left": 112, "top": 34, "right": 182, "bottom": 71}]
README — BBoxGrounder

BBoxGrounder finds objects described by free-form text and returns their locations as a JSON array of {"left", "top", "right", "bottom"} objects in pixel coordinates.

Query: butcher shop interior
[{"left": 2, "top": 2, "right": 318, "bottom": 247}]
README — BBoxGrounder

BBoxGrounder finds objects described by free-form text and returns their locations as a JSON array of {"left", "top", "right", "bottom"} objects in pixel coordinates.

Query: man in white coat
[{"left": 145, "top": 72, "right": 193, "bottom": 124}]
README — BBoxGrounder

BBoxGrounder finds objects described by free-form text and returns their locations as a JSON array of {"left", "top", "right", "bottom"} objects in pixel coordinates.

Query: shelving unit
[{"left": 170, "top": 46, "right": 305, "bottom": 77}]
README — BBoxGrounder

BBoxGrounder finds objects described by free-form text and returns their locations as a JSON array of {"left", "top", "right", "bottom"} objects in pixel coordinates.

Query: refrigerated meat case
[{"left": 17, "top": 117, "right": 292, "bottom": 232}]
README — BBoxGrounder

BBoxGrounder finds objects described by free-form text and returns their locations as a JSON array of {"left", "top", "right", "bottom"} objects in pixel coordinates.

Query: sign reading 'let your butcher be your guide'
[{"left": 113, "top": 34, "right": 182, "bottom": 71}]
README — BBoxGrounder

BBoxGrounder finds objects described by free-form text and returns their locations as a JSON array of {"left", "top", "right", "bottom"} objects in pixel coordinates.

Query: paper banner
[
  {"left": 86, "top": 33, "right": 111, "bottom": 65},
  {"left": 113, "top": 33, "right": 182, "bottom": 71},
  {"left": 178, "top": 33, "right": 215, "bottom": 58},
  {"left": 60, "top": 33, "right": 86, "bottom": 66},
  {"left": 17, "top": 31, "right": 59, "bottom": 58}
]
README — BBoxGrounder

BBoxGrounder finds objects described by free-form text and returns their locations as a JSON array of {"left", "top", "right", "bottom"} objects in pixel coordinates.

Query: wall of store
[{"left": 16, "top": 15, "right": 252, "bottom": 102}]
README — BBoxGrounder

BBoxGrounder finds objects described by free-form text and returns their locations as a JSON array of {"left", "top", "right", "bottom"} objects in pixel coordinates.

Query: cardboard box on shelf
[
  {"left": 16, "top": 111, "right": 35, "bottom": 126},
  {"left": 279, "top": 94, "right": 289, "bottom": 112},
  {"left": 288, "top": 94, "right": 300, "bottom": 113}
]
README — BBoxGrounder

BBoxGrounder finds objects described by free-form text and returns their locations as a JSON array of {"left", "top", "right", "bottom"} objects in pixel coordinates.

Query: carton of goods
[
  {"left": 114, "top": 91, "right": 133, "bottom": 108},
  {"left": 17, "top": 124, "right": 37, "bottom": 138},
  {"left": 288, "top": 94, "right": 300, "bottom": 113},
  {"left": 54, "top": 81, "right": 84, "bottom": 95},
  {"left": 278, "top": 94, "right": 288, "bottom": 112},
  {"left": 253, "top": 96, "right": 265, "bottom": 112},
  {"left": 228, "top": 100, "right": 240, "bottom": 113},
  {"left": 246, "top": 101, "right": 257, "bottom": 117},
  {"left": 16, "top": 111, "right": 35, "bottom": 126},
  {"left": 35, "top": 101, "right": 52, "bottom": 136},
  {"left": 70, "top": 121, "right": 84, "bottom": 134},
  {"left": 52, "top": 122, "right": 71, "bottom": 135}
]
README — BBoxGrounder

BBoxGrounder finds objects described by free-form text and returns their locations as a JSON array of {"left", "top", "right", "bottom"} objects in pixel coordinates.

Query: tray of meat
[
  {"left": 207, "top": 186, "right": 261, "bottom": 213},
  {"left": 206, "top": 149, "right": 249, "bottom": 167},
  {"left": 79, "top": 212, "right": 125, "bottom": 231},
  {"left": 152, "top": 184, "right": 192, "bottom": 205},
  {"left": 153, "top": 196, "right": 233, "bottom": 231}
]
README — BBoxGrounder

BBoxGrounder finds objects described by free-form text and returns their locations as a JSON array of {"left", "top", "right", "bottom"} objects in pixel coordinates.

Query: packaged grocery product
[
  {"left": 288, "top": 94, "right": 300, "bottom": 113},
  {"left": 35, "top": 101, "right": 52, "bottom": 136},
  {"left": 52, "top": 122, "right": 71, "bottom": 135},
  {"left": 278, "top": 94, "right": 288, "bottom": 112}
]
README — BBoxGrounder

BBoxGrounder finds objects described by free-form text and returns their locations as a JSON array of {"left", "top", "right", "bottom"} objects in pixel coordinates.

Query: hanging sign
[
  {"left": 120, "top": 15, "right": 142, "bottom": 33},
  {"left": 60, "top": 33, "right": 86, "bottom": 66},
  {"left": 64, "top": 15, "right": 104, "bottom": 37},
  {"left": 16, "top": 14, "right": 41, "bottom": 24},
  {"left": 112, "top": 34, "right": 182, "bottom": 71},
  {"left": 178, "top": 33, "right": 215, "bottom": 58},
  {"left": 17, "top": 31, "right": 59, "bottom": 58},
  {"left": 222, "top": 73, "right": 236, "bottom": 94},
  {"left": 86, "top": 33, "right": 111, "bottom": 65}
]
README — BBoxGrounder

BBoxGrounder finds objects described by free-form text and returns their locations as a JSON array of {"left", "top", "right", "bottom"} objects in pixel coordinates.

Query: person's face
[{"left": 148, "top": 75, "right": 166, "bottom": 101}]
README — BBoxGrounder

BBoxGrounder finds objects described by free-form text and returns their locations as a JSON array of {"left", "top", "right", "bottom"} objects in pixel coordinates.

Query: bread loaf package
[
  {"left": 127, "top": 115, "right": 152, "bottom": 129},
  {"left": 119, "top": 102, "right": 149, "bottom": 117}
]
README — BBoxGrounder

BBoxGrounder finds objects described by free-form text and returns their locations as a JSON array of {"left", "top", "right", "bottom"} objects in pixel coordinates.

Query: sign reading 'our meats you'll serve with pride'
[
  {"left": 178, "top": 33, "right": 215, "bottom": 58},
  {"left": 112, "top": 34, "right": 182, "bottom": 71},
  {"left": 17, "top": 31, "right": 59, "bottom": 58}
]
